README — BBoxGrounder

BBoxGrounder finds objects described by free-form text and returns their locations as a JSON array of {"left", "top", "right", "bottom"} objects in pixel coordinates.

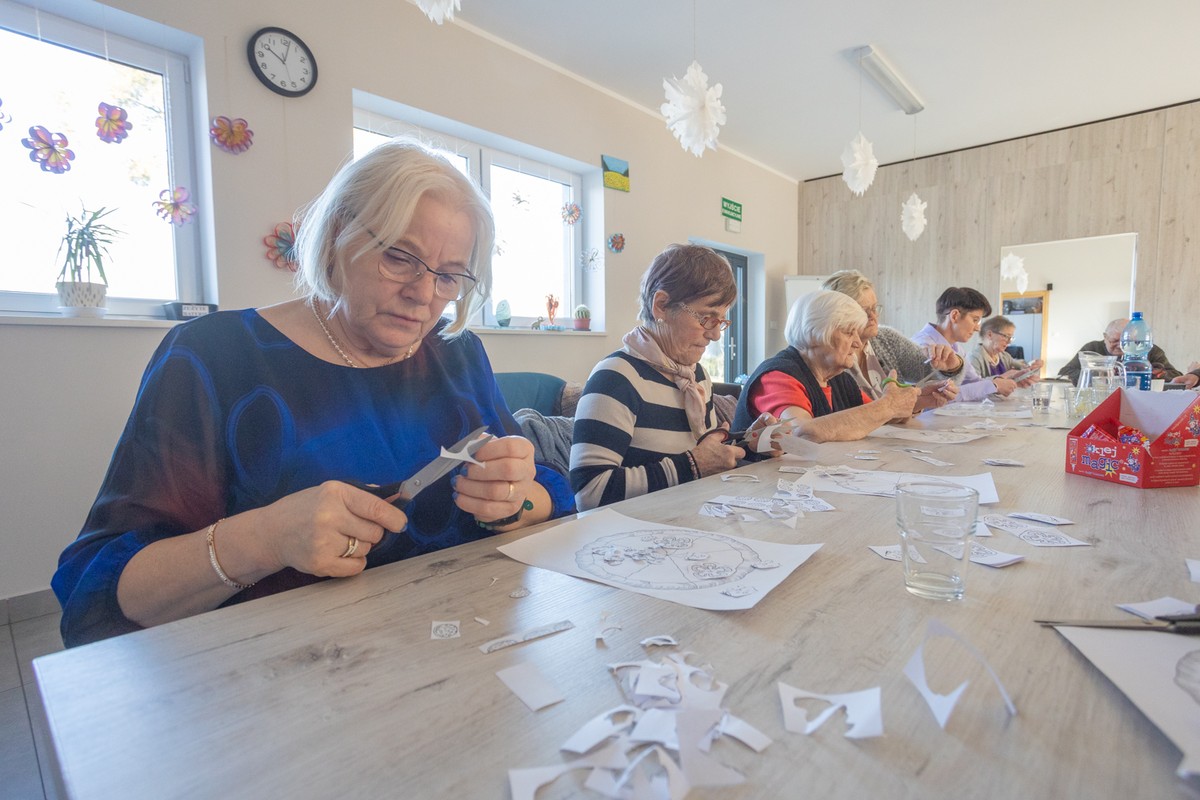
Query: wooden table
[{"left": 33, "top": 405, "right": 1200, "bottom": 798}]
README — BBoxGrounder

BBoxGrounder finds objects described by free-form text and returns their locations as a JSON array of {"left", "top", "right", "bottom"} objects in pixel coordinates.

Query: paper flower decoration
[
  {"left": 0, "top": 98, "right": 11, "bottom": 131},
  {"left": 561, "top": 202, "right": 582, "bottom": 225},
  {"left": 153, "top": 186, "right": 197, "bottom": 226},
  {"left": 95, "top": 102, "right": 132, "bottom": 144},
  {"left": 901, "top": 192, "right": 927, "bottom": 241},
  {"left": 580, "top": 248, "right": 601, "bottom": 272},
  {"left": 607, "top": 233, "right": 626, "bottom": 253},
  {"left": 1000, "top": 252, "right": 1029, "bottom": 293},
  {"left": 416, "top": 0, "right": 460, "bottom": 24},
  {"left": 209, "top": 116, "right": 254, "bottom": 154},
  {"left": 21, "top": 126, "right": 75, "bottom": 174},
  {"left": 264, "top": 221, "right": 299, "bottom": 271},
  {"left": 661, "top": 60, "right": 726, "bottom": 157},
  {"left": 841, "top": 132, "right": 878, "bottom": 195}
]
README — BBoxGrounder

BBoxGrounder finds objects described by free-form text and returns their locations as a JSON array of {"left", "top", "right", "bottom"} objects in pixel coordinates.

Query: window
[
  {"left": 0, "top": 0, "right": 202, "bottom": 316},
  {"left": 352, "top": 98, "right": 596, "bottom": 330}
]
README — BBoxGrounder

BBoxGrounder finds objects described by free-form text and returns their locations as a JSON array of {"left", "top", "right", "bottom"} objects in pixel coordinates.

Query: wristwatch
[{"left": 477, "top": 499, "right": 534, "bottom": 530}]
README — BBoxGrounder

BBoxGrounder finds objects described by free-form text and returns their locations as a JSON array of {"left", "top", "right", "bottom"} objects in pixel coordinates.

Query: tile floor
[{"left": 1, "top": 605, "right": 64, "bottom": 800}]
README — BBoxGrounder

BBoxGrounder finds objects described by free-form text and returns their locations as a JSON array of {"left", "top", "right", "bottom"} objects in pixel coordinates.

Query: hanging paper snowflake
[
  {"left": 1000, "top": 252, "right": 1030, "bottom": 294},
  {"left": 210, "top": 116, "right": 254, "bottom": 154},
  {"left": 840, "top": 132, "right": 878, "bottom": 195},
  {"left": 561, "top": 202, "right": 582, "bottom": 225},
  {"left": 901, "top": 192, "right": 927, "bottom": 241},
  {"left": 580, "top": 248, "right": 601, "bottom": 272},
  {"left": 512, "top": 190, "right": 530, "bottom": 210},
  {"left": 661, "top": 60, "right": 726, "bottom": 157},
  {"left": 607, "top": 233, "right": 626, "bottom": 253},
  {"left": 416, "top": 0, "right": 460, "bottom": 24},
  {"left": 153, "top": 186, "right": 197, "bottom": 226},
  {"left": 21, "top": 126, "right": 75, "bottom": 173},
  {"left": 0, "top": 98, "right": 12, "bottom": 131},
  {"left": 95, "top": 102, "right": 133, "bottom": 144},
  {"left": 264, "top": 222, "right": 299, "bottom": 272}
]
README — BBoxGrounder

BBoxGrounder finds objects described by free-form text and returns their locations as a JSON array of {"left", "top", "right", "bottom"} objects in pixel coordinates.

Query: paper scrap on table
[
  {"left": 858, "top": 449, "right": 881, "bottom": 454},
  {"left": 778, "top": 683, "right": 883, "bottom": 739},
  {"left": 980, "top": 514, "right": 1089, "bottom": 547},
  {"left": 431, "top": 620, "right": 461, "bottom": 640},
  {"left": 1009, "top": 511, "right": 1073, "bottom": 525},
  {"left": 932, "top": 541, "right": 1024, "bottom": 568},
  {"left": 854, "top": 454, "right": 880, "bottom": 461},
  {"left": 479, "top": 620, "right": 575, "bottom": 654},
  {"left": 973, "top": 519, "right": 992, "bottom": 538},
  {"left": 474, "top": 617, "right": 490, "bottom": 626},
  {"left": 497, "top": 662, "right": 565, "bottom": 711},
  {"left": 912, "top": 454, "right": 954, "bottom": 467},
  {"left": 1053, "top": 625, "right": 1200, "bottom": 778},
  {"left": 721, "top": 472, "right": 760, "bottom": 482},
  {"left": 596, "top": 611, "right": 622, "bottom": 641},
  {"left": 498, "top": 508, "right": 822, "bottom": 611},
  {"left": 778, "top": 465, "right": 807, "bottom": 474},
  {"left": 641, "top": 635, "right": 678, "bottom": 648},
  {"left": 934, "top": 402, "right": 1032, "bottom": 419},
  {"left": 904, "top": 618, "right": 1016, "bottom": 729},
  {"left": 1190, "top": 559, "right": 1200, "bottom": 583},
  {"left": 1117, "top": 597, "right": 1198, "bottom": 621},
  {"left": 776, "top": 432, "right": 832, "bottom": 460},
  {"left": 866, "top": 426, "right": 988, "bottom": 445},
  {"left": 804, "top": 466, "right": 1000, "bottom": 504},
  {"left": 983, "top": 458, "right": 1025, "bottom": 467},
  {"left": 868, "top": 544, "right": 925, "bottom": 563}
]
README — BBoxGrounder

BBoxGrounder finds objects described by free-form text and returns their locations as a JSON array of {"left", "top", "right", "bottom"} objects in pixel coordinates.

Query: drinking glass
[{"left": 896, "top": 482, "right": 979, "bottom": 601}]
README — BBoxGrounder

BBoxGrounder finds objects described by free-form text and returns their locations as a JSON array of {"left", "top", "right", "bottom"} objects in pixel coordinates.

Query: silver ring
[
  {"left": 505, "top": 482, "right": 515, "bottom": 502},
  {"left": 340, "top": 537, "right": 359, "bottom": 558}
]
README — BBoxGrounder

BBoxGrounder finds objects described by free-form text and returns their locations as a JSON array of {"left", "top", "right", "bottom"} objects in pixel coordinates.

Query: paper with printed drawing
[
  {"left": 803, "top": 466, "right": 999, "bottom": 504},
  {"left": 866, "top": 426, "right": 989, "bottom": 445},
  {"left": 934, "top": 401, "right": 1032, "bottom": 419},
  {"left": 498, "top": 508, "right": 822, "bottom": 611}
]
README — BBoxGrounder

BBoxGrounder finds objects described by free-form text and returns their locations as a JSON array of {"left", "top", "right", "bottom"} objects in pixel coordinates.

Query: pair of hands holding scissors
[{"left": 692, "top": 413, "right": 787, "bottom": 476}]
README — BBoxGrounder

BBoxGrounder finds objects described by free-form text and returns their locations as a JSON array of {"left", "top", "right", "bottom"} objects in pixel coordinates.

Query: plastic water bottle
[{"left": 1121, "top": 312, "right": 1153, "bottom": 390}]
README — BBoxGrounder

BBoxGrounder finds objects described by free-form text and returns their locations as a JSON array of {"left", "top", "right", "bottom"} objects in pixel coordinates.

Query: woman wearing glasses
[
  {"left": 821, "top": 270, "right": 961, "bottom": 413},
  {"left": 570, "top": 244, "right": 778, "bottom": 511},
  {"left": 732, "top": 290, "right": 920, "bottom": 442},
  {"left": 968, "top": 316, "right": 1043, "bottom": 384},
  {"left": 53, "top": 139, "right": 573, "bottom": 646}
]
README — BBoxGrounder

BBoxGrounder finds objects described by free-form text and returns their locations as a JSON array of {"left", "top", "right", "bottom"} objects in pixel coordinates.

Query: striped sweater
[{"left": 570, "top": 352, "right": 715, "bottom": 511}]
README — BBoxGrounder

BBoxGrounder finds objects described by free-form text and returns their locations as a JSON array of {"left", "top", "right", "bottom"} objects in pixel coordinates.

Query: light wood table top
[{"left": 34, "top": 406, "right": 1200, "bottom": 798}]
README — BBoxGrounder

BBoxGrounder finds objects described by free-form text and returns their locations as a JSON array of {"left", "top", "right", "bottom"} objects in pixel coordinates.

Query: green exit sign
[{"left": 721, "top": 197, "right": 742, "bottom": 221}]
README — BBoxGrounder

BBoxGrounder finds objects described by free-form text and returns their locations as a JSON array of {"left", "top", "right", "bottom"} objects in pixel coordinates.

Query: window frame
[{"left": 0, "top": 0, "right": 203, "bottom": 318}]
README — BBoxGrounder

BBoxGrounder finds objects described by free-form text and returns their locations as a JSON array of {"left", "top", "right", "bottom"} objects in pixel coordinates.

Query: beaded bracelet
[
  {"left": 477, "top": 498, "right": 534, "bottom": 531},
  {"left": 206, "top": 519, "right": 256, "bottom": 591},
  {"left": 684, "top": 450, "right": 701, "bottom": 481}
]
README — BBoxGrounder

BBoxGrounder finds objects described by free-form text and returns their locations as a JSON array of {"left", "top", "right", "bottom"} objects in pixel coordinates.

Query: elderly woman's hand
[
  {"left": 880, "top": 372, "right": 920, "bottom": 417},
  {"left": 991, "top": 377, "right": 1017, "bottom": 396},
  {"left": 919, "top": 379, "right": 958, "bottom": 408},
  {"left": 452, "top": 435, "right": 538, "bottom": 526},
  {"left": 743, "top": 412, "right": 787, "bottom": 458},
  {"left": 691, "top": 428, "right": 745, "bottom": 476},
  {"left": 923, "top": 344, "right": 961, "bottom": 373}
]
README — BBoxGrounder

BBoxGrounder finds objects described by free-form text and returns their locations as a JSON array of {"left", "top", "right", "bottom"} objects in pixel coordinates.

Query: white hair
[{"left": 785, "top": 290, "right": 868, "bottom": 350}]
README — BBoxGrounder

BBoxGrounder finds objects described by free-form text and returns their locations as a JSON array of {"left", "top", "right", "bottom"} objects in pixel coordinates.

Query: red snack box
[{"left": 1066, "top": 389, "right": 1200, "bottom": 488}]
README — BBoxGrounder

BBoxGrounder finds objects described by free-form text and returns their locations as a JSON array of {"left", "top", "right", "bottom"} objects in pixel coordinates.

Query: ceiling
[{"left": 450, "top": 1, "right": 1200, "bottom": 182}]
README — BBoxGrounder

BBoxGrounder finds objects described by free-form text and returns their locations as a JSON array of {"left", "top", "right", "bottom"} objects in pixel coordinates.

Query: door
[{"left": 709, "top": 248, "right": 748, "bottom": 383}]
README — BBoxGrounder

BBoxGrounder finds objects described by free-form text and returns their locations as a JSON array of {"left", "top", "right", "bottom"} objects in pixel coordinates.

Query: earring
[{"left": 655, "top": 318, "right": 665, "bottom": 324}]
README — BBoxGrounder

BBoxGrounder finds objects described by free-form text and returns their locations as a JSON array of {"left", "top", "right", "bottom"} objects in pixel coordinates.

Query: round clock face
[{"left": 247, "top": 27, "right": 317, "bottom": 98}]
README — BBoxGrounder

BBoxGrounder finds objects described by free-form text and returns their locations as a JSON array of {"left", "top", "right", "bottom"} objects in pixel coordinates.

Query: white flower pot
[{"left": 56, "top": 281, "right": 108, "bottom": 317}]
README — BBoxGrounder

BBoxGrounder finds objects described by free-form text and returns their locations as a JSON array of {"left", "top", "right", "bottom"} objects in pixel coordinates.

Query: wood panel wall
[{"left": 799, "top": 101, "right": 1200, "bottom": 370}]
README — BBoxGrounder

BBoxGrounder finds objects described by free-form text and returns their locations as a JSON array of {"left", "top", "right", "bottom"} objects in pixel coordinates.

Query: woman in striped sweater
[{"left": 569, "top": 244, "right": 778, "bottom": 511}]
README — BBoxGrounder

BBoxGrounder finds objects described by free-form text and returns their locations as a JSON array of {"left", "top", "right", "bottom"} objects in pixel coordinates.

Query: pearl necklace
[{"left": 309, "top": 299, "right": 415, "bottom": 368}]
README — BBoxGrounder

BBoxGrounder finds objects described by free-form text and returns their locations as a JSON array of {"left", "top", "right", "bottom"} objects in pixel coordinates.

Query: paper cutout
[
  {"left": 720, "top": 472, "right": 760, "bottom": 482},
  {"left": 509, "top": 587, "right": 531, "bottom": 598},
  {"left": 980, "top": 514, "right": 1090, "bottom": 547},
  {"left": 264, "top": 221, "right": 299, "bottom": 271},
  {"left": 867, "top": 426, "right": 988, "bottom": 445},
  {"left": 901, "top": 191, "right": 928, "bottom": 240},
  {"left": 804, "top": 466, "right": 1000, "bottom": 504},
  {"left": 561, "top": 706, "right": 641, "bottom": 754},
  {"left": 983, "top": 458, "right": 1025, "bottom": 467},
  {"left": 932, "top": 541, "right": 1024, "bottom": 568},
  {"left": 904, "top": 619, "right": 1016, "bottom": 728},
  {"left": 597, "top": 611, "right": 623, "bottom": 641},
  {"left": 935, "top": 402, "right": 1032, "bottom": 419},
  {"left": 496, "top": 662, "right": 565, "bottom": 711},
  {"left": 1189, "top": 559, "right": 1200, "bottom": 583},
  {"left": 153, "top": 186, "right": 197, "bottom": 226},
  {"left": 1009, "top": 512, "right": 1073, "bottom": 525},
  {"left": 841, "top": 132, "right": 878, "bottom": 195},
  {"left": 498, "top": 509, "right": 822, "bottom": 611},
  {"left": 869, "top": 544, "right": 926, "bottom": 564},
  {"left": 95, "top": 102, "right": 132, "bottom": 143},
  {"left": 1117, "top": 597, "right": 1198, "bottom": 621},
  {"left": 717, "top": 714, "right": 772, "bottom": 753},
  {"left": 440, "top": 443, "right": 483, "bottom": 466},
  {"left": 209, "top": 115, "right": 253, "bottom": 153},
  {"left": 778, "top": 683, "right": 883, "bottom": 739},
  {"left": 676, "top": 709, "right": 744, "bottom": 787},
  {"left": 474, "top": 617, "right": 490, "bottom": 626},
  {"left": 430, "top": 620, "right": 460, "bottom": 639},
  {"left": 777, "top": 466, "right": 807, "bottom": 474},
  {"left": 21, "top": 125, "right": 74, "bottom": 173},
  {"left": 641, "top": 635, "right": 678, "bottom": 648},
  {"left": 912, "top": 454, "right": 954, "bottom": 467},
  {"left": 479, "top": 620, "right": 574, "bottom": 654},
  {"left": 661, "top": 60, "right": 726, "bottom": 157}
]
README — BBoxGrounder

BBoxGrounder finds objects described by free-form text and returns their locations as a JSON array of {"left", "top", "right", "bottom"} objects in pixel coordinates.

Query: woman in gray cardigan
[{"left": 821, "top": 270, "right": 962, "bottom": 413}]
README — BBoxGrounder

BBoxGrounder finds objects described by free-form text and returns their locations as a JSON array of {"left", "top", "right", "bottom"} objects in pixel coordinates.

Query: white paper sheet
[
  {"left": 778, "top": 683, "right": 883, "bottom": 739},
  {"left": 496, "top": 662, "right": 565, "bottom": 711},
  {"left": 804, "top": 467, "right": 1000, "bottom": 504},
  {"left": 499, "top": 509, "right": 822, "bottom": 611},
  {"left": 934, "top": 402, "right": 1032, "bottom": 419},
  {"left": 866, "top": 426, "right": 989, "bottom": 445},
  {"left": 1117, "top": 597, "right": 1197, "bottom": 620}
]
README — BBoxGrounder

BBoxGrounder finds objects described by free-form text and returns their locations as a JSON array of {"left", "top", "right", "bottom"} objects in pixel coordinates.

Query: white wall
[{"left": 0, "top": 0, "right": 799, "bottom": 600}]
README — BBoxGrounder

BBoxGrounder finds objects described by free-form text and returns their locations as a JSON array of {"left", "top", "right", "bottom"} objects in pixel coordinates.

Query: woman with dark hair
[
  {"left": 570, "top": 244, "right": 777, "bottom": 511},
  {"left": 912, "top": 287, "right": 1018, "bottom": 400}
]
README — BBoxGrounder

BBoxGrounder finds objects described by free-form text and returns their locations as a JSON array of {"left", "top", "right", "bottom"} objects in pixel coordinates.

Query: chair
[
  {"left": 494, "top": 372, "right": 567, "bottom": 416},
  {"left": 1005, "top": 345, "right": 1026, "bottom": 360},
  {"left": 712, "top": 382, "right": 742, "bottom": 398}
]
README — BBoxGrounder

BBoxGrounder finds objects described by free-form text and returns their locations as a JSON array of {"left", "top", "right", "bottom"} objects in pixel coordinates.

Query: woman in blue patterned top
[{"left": 53, "top": 139, "right": 573, "bottom": 646}]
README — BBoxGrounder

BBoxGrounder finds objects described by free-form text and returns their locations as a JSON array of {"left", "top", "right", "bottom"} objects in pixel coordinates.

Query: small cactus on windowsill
[{"left": 573, "top": 304, "right": 591, "bottom": 331}]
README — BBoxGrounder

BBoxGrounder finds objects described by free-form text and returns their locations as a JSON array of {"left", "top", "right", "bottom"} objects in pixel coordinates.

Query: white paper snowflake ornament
[
  {"left": 415, "top": 0, "right": 459, "bottom": 25},
  {"left": 841, "top": 132, "right": 879, "bottom": 195},
  {"left": 1000, "top": 252, "right": 1030, "bottom": 294},
  {"left": 901, "top": 192, "right": 927, "bottom": 241},
  {"left": 661, "top": 60, "right": 726, "bottom": 157},
  {"left": 1015, "top": 271, "right": 1029, "bottom": 294}
]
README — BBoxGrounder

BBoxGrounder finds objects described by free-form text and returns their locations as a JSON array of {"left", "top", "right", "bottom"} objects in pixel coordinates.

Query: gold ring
[
  {"left": 340, "top": 537, "right": 359, "bottom": 558},
  {"left": 505, "top": 482, "right": 515, "bottom": 502}
]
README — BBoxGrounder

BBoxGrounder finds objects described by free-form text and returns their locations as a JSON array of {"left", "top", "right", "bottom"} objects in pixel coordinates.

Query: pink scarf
[{"left": 621, "top": 326, "right": 709, "bottom": 437}]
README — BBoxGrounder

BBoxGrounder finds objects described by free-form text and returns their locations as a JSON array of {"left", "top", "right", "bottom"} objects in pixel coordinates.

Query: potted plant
[
  {"left": 495, "top": 299, "right": 512, "bottom": 327},
  {"left": 573, "top": 304, "right": 591, "bottom": 331},
  {"left": 56, "top": 206, "right": 120, "bottom": 316}
]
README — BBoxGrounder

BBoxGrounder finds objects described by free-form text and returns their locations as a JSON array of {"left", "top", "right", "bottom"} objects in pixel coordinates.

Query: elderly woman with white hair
[{"left": 732, "top": 290, "right": 919, "bottom": 441}]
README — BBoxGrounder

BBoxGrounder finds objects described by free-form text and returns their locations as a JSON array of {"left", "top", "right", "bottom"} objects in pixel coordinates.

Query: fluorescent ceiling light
[{"left": 856, "top": 45, "right": 924, "bottom": 115}]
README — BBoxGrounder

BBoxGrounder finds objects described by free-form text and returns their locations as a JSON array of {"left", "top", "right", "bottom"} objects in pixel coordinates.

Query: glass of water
[{"left": 896, "top": 482, "right": 979, "bottom": 601}]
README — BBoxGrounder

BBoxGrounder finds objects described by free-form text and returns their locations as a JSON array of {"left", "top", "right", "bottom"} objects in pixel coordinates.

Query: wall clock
[{"left": 246, "top": 27, "right": 318, "bottom": 98}]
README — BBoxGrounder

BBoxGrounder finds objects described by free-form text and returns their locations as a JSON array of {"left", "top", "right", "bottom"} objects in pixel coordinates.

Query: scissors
[
  {"left": 345, "top": 426, "right": 492, "bottom": 510},
  {"left": 1035, "top": 611, "right": 1200, "bottom": 635},
  {"left": 697, "top": 427, "right": 749, "bottom": 448}
]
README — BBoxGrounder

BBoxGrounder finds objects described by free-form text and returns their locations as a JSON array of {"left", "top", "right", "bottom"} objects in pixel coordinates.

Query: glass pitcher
[{"left": 1073, "top": 352, "right": 1123, "bottom": 414}]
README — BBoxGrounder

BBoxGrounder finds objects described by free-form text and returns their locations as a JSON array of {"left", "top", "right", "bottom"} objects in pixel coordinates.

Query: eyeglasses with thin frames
[
  {"left": 679, "top": 302, "right": 732, "bottom": 332},
  {"left": 990, "top": 331, "right": 1014, "bottom": 342},
  {"left": 861, "top": 304, "right": 883, "bottom": 318},
  {"left": 368, "top": 230, "right": 477, "bottom": 301}
]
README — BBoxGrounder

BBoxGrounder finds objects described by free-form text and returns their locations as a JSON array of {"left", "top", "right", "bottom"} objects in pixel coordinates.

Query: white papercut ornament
[
  {"left": 841, "top": 132, "right": 879, "bottom": 195},
  {"left": 415, "top": 0, "right": 459, "bottom": 25},
  {"left": 1015, "top": 270, "right": 1029, "bottom": 294},
  {"left": 661, "top": 60, "right": 726, "bottom": 157},
  {"left": 999, "top": 252, "right": 1024, "bottom": 280},
  {"left": 901, "top": 192, "right": 927, "bottom": 240}
]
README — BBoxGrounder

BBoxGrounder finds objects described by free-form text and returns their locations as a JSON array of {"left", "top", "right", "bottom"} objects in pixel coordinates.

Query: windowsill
[
  {"left": 0, "top": 311, "right": 182, "bottom": 329},
  {"left": 472, "top": 326, "right": 606, "bottom": 336}
]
